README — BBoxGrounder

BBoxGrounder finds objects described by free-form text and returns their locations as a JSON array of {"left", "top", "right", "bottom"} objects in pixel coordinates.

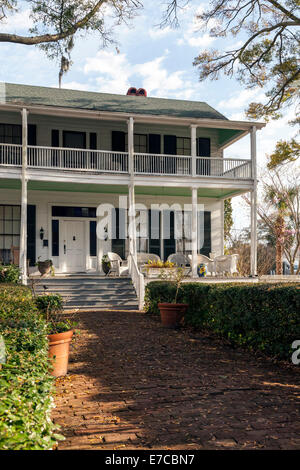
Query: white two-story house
[{"left": 0, "top": 82, "right": 264, "bottom": 292}]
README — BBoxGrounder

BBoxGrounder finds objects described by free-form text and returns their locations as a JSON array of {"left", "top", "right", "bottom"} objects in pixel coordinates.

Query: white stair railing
[{"left": 128, "top": 254, "right": 145, "bottom": 310}]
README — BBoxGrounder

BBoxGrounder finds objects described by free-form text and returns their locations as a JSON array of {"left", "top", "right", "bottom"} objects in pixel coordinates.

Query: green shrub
[
  {"left": 35, "top": 294, "right": 77, "bottom": 334},
  {"left": 145, "top": 281, "right": 300, "bottom": 360},
  {"left": 0, "top": 284, "right": 61, "bottom": 450},
  {"left": 0, "top": 265, "right": 20, "bottom": 284},
  {"left": 35, "top": 294, "right": 64, "bottom": 315}
]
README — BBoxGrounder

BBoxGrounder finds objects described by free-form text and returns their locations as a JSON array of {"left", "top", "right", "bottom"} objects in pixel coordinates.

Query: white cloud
[
  {"left": 219, "top": 88, "right": 265, "bottom": 111},
  {"left": 82, "top": 49, "right": 200, "bottom": 99},
  {"left": 148, "top": 26, "right": 173, "bottom": 39},
  {"left": 179, "top": 33, "right": 216, "bottom": 48},
  {"left": 84, "top": 50, "right": 131, "bottom": 94}
]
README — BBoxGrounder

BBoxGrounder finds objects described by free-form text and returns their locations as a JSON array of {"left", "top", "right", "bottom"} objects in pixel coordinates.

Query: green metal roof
[{"left": 1, "top": 82, "right": 228, "bottom": 121}]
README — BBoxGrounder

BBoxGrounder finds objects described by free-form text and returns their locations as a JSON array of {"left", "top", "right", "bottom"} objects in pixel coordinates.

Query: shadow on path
[{"left": 53, "top": 310, "right": 300, "bottom": 450}]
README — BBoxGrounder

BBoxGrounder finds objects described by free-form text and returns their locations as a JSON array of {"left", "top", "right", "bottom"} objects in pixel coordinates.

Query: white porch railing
[
  {"left": 128, "top": 253, "right": 145, "bottom": 310},
  {"left": 134, "top": 152, "right": 191, "bottom": 175},
  {"left": 0, "top": 143, "right": 252, "bottom": 179},
  {"left": 196, "top": 157, "right": 252, "bottom": 178}
]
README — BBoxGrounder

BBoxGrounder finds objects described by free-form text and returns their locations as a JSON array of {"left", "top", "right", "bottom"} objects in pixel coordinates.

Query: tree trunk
[
  {"left": 275, "top": 214, "right": 285, "bottom": 275},
  {"left": 276, "top": 239, "right": 283, "bottom": 274}
]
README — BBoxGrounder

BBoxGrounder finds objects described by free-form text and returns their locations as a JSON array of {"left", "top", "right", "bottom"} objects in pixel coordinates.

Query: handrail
[
  {"left": 0, "top": 143, "right": 252, "bottom": 179},
  {"left": 128, "top": 253, "right": 145, "bottom": 310}
]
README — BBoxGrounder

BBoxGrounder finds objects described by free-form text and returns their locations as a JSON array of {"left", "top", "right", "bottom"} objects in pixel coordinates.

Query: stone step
[{"left": 33, "top": 276, "right": 138, "bottom": 311}]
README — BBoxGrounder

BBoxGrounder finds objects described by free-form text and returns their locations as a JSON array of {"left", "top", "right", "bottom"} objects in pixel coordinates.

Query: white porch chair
[
  {"left": 167, "top": 253, "right": 191, "bottom": 273},
  {"left": 214, "top": 254, "right": 239, "bottom": 276},
  {"left": 106, "top": 252, "right": 128, "bottom": 277},
  {"left": 187, "top": 254, "right": 215, "bottom": 276},
  {"left": 136, "top": 253, "right": 161, "bottom": 268}
]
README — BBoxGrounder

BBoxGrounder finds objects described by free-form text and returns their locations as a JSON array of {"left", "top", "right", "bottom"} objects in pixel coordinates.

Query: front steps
[{"left": 34, "top": 276, "right": 139, "bottom": 311}]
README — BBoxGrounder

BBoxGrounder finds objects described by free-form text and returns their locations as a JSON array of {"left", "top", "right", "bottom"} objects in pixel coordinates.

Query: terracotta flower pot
[
  {"left": 48, "top": 330, "right": 73, "bottom": 377},
  {"left": 158, "top": 303, "right": 188, "bottom": 329}
]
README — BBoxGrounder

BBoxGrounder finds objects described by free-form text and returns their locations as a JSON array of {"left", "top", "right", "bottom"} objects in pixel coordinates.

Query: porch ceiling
[{"left": 0, "top": 178, "right": 244, "bottom": 199}]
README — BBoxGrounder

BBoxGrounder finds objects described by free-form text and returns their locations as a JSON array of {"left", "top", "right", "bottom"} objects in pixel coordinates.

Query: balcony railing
[{"left": 0, "top": 143, "right": 252, "bottom": 179}]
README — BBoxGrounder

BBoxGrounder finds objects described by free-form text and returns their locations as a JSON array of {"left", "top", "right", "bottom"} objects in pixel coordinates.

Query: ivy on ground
[{"left": 0, "top": 284, "right": 63, "bottom": 450}]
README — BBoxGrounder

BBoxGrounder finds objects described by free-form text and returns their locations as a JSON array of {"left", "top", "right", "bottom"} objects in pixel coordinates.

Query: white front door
[{"left": 63, "top": 220, "right": 85, "bottom": 272}]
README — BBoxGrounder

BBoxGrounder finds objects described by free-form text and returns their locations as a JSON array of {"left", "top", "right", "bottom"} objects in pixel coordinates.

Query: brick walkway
[{"left": 53, "top": 311, "right": 300, "bottom": 450}]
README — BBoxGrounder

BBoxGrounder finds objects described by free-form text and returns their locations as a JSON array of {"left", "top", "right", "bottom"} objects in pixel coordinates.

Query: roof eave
[{"left": 0, "top": 101, "right": 266, "bottom": 130}]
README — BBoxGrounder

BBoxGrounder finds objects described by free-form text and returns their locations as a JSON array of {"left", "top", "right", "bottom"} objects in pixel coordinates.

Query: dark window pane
[
  {"left": 197, "top": 138, "right": 211, "bottom": 157},
  {"left": 52, "top": 206, "right": 96, "bottom": 218},
  {"left": 28, "top": 125, "right": 37, "bottom": 146},
  {"left": 89, "top": 133, "right": 97, "bottom": 150},
  {"left": 198, "top": 211, "right": 211, "bottom": 256},
  {"left": 51, "top": 129, "right": 60, "bottom": 147},
  {"left": 90, "top": 221, "right": 97, "bottom": 257},
  {"left": 27, "top": 205, "right": 36, "bottom": 266},
  {"left": 112, "top": 131, "right": 125, "bottom": 152},
  {"left": 52, "top": 220, "right": 59, "bottom": 257},
  {"left": 149, "top": 134, "right": 161, "bottom": 154},
  {"left": 164, "top": 135, "right": 177, "bottom": 155},
  {"left": 63, "top": 131, "right": 86, "bottom": 149}
]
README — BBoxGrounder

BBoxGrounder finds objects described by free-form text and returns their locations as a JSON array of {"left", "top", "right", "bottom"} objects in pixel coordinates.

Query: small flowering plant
[{"left": 146, "top": 259, "right": 175, "bottom": 268}]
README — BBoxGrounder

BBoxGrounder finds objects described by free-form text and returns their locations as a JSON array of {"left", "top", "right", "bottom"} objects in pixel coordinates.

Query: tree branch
[{"left": 0, "top": 0, "right": 108, "bottom": 45}]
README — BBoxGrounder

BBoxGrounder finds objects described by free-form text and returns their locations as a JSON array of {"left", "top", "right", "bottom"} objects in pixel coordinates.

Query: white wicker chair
[
  {"left": 106, "top": 252, "right": 128, "bottom": 276},
  {"left": 136, "top": 253, "right": 161, "bottom": 268},
  {"left": 188, "top": 254, "right": 215, "bottom": 276},
  {"left": 214, "top": 254, "right": 239, "bottom": 276}
]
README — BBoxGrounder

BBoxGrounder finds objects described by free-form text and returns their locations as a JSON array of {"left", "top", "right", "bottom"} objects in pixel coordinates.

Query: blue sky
[{"left": 0, "top": 1, "right": 297, "bottom": 231}]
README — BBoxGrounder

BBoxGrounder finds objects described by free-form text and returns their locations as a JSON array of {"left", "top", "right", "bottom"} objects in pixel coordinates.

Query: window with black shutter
[
  {"left": 111, "top": 208, "right": 126, "bottom": 259},
  {"left": 111, "top": 131, "right": 125, "bottom": 151},
  {"left": 52, "top": 220, "right": 59, "bottom": 257},
  {"left": 90, "top": 221, "right": 97, "bottom": 256},
  {"left": 197, "top": 138, "right": 211, "bottom": 175},
  {"left": 51, "top": 129, "right": 60, "bottom": 147},
  {"left": 89, "top": 132, "right": 97, "bottom": 168},
  {"left": 27, "top": 205, "right": 36, "bottom": 266},
  {"left": 28, "top": 125, "right": 37, "bottom": 146},
  {"left": 148, "top": 209, "right": 161, "bottom": 257},
  {"left": 198, "top": 211, "right": 211, "bottom": 257}
]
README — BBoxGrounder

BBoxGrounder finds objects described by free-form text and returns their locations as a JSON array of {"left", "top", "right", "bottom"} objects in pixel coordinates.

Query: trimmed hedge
[
  {"left": 0, "top": 284, "right": 61, "bottom": 450},
  {"left": 144, "top": 281, "right": 300, "bottom": 360},
  {"left": 0, "top": 265, "right": 20, "bottom": 284}
]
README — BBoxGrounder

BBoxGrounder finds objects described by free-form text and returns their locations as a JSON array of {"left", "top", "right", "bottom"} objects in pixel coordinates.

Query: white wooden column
[
  {"left": 127, "top": 117, "right": 137, "bottom": 260},
  {"left": 191, "top": 125, "right": 197, "bottom": 177},
  {"left": 250, "top": 126, "right": 258, "bottom": 277},
  {"left": 20, "top": 108, "right": 28, "bottom": 285},
  {"left": 191, "top": 187, "right": 198, "bottom": 277},
  {"left": 220, "top": 199, "right": 225, "bottom": 255},
  {"left": 128, "top": 117, "right": 134, "bottom": 178}
]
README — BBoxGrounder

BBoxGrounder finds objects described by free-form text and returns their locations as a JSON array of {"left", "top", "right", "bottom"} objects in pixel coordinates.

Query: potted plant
[
  {"left": 35, "top": 294, "right": 77, "bottom": 377},
  {"left": 143, "top": 259, "right": 176, "bottom": 278},
  {"left": 101, "top": 254, "right": 111, "bottom": 275},
  {"left": 158, "top": 267, "right": 188, "bottom": 328},
  {"left": 36, "top": 257, "right": 55, "bottom": 276}
]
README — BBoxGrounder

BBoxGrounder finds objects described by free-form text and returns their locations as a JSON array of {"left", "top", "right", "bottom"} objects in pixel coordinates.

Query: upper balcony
[{"left": 0, "top": 143, "right": 252, "bottom": 180}]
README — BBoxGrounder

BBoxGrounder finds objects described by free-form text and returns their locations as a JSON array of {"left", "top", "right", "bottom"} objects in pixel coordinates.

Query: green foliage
[
  {"left": 193, "top": 0, "right": 300, "bottom": 120},
  {"left": 35, "top": 293, "right": 64, "bottom": 315},
  {"left": 0, "top": 265, "right": 20, "bottom": 284},
  {"left": 267, "top": 139, "right": 300, "bottom": 169},
  {"left": 35, "top": 294, "right": 76, "bottom": 334},
  {"left": 145, "top": 281, "right": 300, "bottom": 360},
  {"left": 0, "top": 285, "right": 62, "bottom": 450},
  {"left": 224, "top": 198, "right": 233, "bottom": 242}
]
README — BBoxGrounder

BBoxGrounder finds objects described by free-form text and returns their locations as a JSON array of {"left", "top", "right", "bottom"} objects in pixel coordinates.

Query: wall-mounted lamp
[{"left": 39, "top": 227, "right": 44, "bottom": 240}]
